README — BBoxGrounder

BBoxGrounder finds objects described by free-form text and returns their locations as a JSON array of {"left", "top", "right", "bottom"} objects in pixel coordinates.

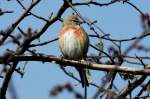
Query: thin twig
[{"left": 29, "top": 37, "right": 58, "bottom": 47}]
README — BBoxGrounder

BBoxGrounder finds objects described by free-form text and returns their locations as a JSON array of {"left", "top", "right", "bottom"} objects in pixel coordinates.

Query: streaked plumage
[{"left": 59, "top": 15, "right": 89, "bottom": 87}]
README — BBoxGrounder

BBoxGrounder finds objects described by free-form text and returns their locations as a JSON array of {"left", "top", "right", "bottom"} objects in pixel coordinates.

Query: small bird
[{"left": 59, "top": 15, "right": 89, "bottom": 87}]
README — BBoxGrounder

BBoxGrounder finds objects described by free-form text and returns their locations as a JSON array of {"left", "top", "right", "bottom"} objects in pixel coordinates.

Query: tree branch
[
  {"left": 73, "top": 0, "right": 120, "bottom": 7},
  {"left": 0, "top": 0, "right": 40, "bottom": 45},
  {"left": 119, "top": 75, "right": 147, "bottom": 97},
  {"left": 0, "top": 1, "right": 69, "bottom": 98},
  {"left": 0, "top": 54, "right": 150, "bottom": 75}
]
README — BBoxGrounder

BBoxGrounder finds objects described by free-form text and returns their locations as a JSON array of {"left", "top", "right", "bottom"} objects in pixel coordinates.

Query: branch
[
  {"left": 0, "top": 1, "right": 69, "bottom": 98},
  {"left": 30, "top": 0, "right": 69, "bottom": 41},
  {"left": 29, "top": 37, "right": 58, "bottom": 47},
  {"left": 99, "top": 32, "right": 150, "bottom": 42},
  {"left": 119, "top": 75, "right": 147, "bottom": 97},
  {"left": 73, "top": 0, "right": 120, "bottom": 7},
  {"left": 0, "top": 10, "right": 14, "bottom": 16},
  {"left": 0, "top": 55, "right": 150, "bottom": 75},
  {"left": 0, "top": 0, "right": 40, "bottom": 45},
  {"left": 16, "top": 0, "right": 48, "bottom": 22},
  {"left": 119, "top": 56, "right": 148, "bottom": 97},
  {"left": 124, "top": 1, "right": 144, "bottom": 15},
  {"left": 136, "top": 80, "right": 150, "bottom": 97}
]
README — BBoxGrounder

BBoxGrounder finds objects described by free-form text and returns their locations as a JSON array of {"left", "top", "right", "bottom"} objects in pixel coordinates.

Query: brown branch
[
  {"left": 123, "top": 31, "right": 147, "bottom": 56},
  {"left": 136, "top": 80, "right": 150, "bottom": 97},
  {"left": 123, "top": 55, "right": 150, "bottom": 60},
  {"left": 0, "top": 55, "right": 150, "bottom": 75},
  {"left": 124, "top": 1, "right": 144, "bottom": 15},
  {"left": 59, "top": 65, "right": 99, "bottom": 88},
  {"left": 89, "top": 32, "right": 150, "bottom": 42},
  {"left": 16, "top": 0, "right": 48, "bottom": 22},
  {"left": 119, "top": 56, "right": 148, "bottom": 97},
  {"left": 0, "top": 0, "right": 40, "bottom": 45},
  {"left": 119, "top": 75, "right": 147, "bottom": 97},
  {"left": 0, "top": 1, "right": 69, "bottom": 98},
  {"left": 69, "top": 0, "right": 120, "bottom": 48},
  {"left": 0, "top": 0, "right": 148, "bottom": 99},
  {"left": 0, "top": 1, "right": 41, "bottom": 99},
  {"left": 29, "top": 37, "right": 58, "bottom": 47},
  {"left": 0, "top": 10, "right": 14, "bottom": 16},
  {"left": 90, "top": 44, "right": 115, "bottom": 64},
  {"left": 30, "top": 0, "right": 69, "bottom": 41},
  {"left": 97, "top": 54, "right": 150, "bottom": 60},
  {"left": 73, "top": 0, "right": 120, "bottom": 7}
]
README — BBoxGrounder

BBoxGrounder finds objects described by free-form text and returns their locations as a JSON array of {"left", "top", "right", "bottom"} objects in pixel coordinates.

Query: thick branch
[{"left": 0, "top": 55, "right": 150, "bottom": 75}]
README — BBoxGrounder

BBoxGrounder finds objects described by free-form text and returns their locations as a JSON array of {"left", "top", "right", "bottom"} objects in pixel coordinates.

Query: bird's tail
[{"left": 77, "top": 68, "right": 89, "bottom": 88}]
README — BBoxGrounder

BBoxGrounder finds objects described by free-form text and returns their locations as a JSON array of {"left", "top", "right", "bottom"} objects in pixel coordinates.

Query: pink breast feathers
[{"left": 59, "top": 25, "right": 82, "bottom": 38}]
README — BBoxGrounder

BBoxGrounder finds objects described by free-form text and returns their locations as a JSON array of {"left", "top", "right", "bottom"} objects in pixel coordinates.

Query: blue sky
[{"left": 0, "top": 0, "right": 150, "bottom": 99}]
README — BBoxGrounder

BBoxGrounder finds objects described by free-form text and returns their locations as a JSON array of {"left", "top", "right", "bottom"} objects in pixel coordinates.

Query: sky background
[{"left": 0, "top": 0, "right": 150, "bottom": 99}]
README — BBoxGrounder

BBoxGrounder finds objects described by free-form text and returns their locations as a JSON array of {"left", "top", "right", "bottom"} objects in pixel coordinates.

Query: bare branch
[
  {"left": 29, "top": 37, "right": 58, "bottom": 47},
  {"left": 73, "top": 0, "right": 120, "bottom": 7},
  {"left": 0, "top": 55, "right": 150, "bottom": 75},
  {"left": 0, "top": 0, "right": 40, "bottom": 45}
]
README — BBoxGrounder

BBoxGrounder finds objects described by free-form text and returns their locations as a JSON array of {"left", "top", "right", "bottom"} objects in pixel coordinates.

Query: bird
[{"left": 58, "top": 15, "right": 89, "bottom": 87}]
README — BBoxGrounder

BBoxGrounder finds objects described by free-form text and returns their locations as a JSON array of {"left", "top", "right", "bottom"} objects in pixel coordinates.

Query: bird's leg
[
  {"left": 80, "top": 59, "right": 85, "bottom": 65},
  {"left": 60, "top": 55, "right": 67, "bottom": 67},
  {"left": 80, "top": 59, "right": 89, "bottom": 69}
]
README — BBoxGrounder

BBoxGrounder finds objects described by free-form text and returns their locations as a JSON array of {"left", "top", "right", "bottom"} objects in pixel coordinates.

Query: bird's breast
[{"left": 59, "top": 28, "right": 86, "bottom": 59}]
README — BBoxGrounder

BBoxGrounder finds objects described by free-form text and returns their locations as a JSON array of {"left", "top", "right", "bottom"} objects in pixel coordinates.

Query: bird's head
[{"left": 63, "top": 15, "right": 80, "bottom": 26}]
